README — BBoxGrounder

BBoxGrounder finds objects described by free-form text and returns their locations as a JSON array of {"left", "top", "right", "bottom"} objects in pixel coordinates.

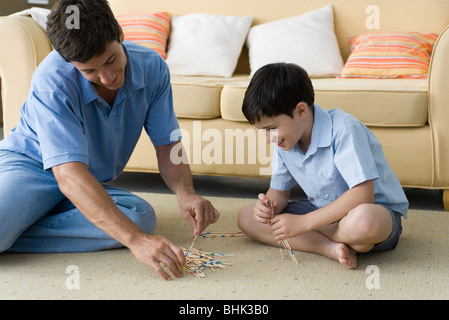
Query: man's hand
[
  {"left": 129, "top": 233, "right": 186, "bottom": 280},
  {"left": 178, "top": 192, "right": 220, "bottom": 235}
]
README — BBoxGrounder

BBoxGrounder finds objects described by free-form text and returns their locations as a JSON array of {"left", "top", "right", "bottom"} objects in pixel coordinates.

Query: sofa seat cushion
[
  {"left": 171, "top": 74, "right": 249, "bottom": 119},
  {"left": 313, "top": 78, "right": 428, "bottom": 127},
  {"left": 220, "top": 78, "right": 428, "bottom": 127}
]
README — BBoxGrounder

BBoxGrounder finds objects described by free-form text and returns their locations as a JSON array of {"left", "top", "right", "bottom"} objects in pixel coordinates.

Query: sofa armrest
[
  {"left": 0, "top": 16, "right": 52, "bottom": 138},
  {"left": 428, "top": 24, "right": 449, "bottom": 188}
]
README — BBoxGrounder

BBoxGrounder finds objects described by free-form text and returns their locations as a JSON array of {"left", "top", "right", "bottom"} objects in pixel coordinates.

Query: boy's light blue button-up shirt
[
  {"left": 270, "top": 104, "right": 409, "bottom": 218},
  {"left": 0, "top": 41, "right": 180, "bottom": 183}
]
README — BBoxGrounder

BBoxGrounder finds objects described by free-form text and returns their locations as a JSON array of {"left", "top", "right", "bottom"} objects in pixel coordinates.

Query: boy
[
  {"left": 238, "top": 63, "right": 408, "bottom": 268},
  {"left": 0, "top": 0, "right": 219, "bottom": 280}
]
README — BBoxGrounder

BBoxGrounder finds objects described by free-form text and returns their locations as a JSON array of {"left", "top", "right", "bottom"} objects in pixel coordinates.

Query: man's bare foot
[{"left": 331, "top": 243, "right": 357, "bottom": 269}]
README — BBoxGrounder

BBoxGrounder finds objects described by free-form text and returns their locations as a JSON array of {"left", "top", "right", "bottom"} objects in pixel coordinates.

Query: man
[{"left": 0, "top": 0, "right": 219, "bottom": 280}]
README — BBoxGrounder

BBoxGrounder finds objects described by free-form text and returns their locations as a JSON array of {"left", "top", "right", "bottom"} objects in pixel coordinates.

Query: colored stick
[
  {"left": 266, "top": 197, "right": 298, "bottom": 264},
  {"left": 186, "top": 234, "right": 197, "bottom": 257},
  {"left": 198, "top": 232, "right": 245, "bottom": 238}
]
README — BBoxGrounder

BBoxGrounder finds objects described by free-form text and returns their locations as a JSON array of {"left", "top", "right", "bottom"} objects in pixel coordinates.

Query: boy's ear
[{"left": 295, "top": 102, "right": 309, "bottom": 118}]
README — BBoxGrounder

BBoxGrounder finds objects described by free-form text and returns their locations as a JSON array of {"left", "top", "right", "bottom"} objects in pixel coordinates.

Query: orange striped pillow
[
  {"left": 340, "top": 32, "right": 438, "bottom": 79},
  {"left": 116, "top": 12, "right": 171, "bottom": 59}
]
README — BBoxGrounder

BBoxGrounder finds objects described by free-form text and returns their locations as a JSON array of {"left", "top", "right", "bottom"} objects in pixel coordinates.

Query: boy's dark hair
[
  {"left": 46, "top": 0, "right": 122, "bottom": 62},
  {"left": 242, "top": 63, "right": 315, "bottom": 125}
]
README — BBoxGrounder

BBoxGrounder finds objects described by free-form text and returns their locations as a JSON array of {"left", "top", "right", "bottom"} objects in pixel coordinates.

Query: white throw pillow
[
  {"left": 166, "top": 13, "right": 253, "bottom": 77},
  {"left": 246, "top": 5, "right": 343, "bottom": 78}
]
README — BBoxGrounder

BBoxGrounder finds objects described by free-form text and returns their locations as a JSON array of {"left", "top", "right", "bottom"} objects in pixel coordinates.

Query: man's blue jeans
[{"left": 0, "top": 151, "right": 156, "bottom": 253}]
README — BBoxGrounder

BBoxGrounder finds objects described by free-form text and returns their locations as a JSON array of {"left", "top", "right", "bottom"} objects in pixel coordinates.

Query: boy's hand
[
  {"left": 253, "top": 193, "right": 278, "bottom": 224},
  {"left": 270, "top": 213, "right": 310, "bottom": 240}
]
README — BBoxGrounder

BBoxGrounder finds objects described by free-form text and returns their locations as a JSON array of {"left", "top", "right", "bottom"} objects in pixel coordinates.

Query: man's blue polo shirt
[
  {"left": 270, "top": 105, "right": 409, "bottom": 218},
  {"left": 0, "top": 41, "right": 180, "bottom": 182}
]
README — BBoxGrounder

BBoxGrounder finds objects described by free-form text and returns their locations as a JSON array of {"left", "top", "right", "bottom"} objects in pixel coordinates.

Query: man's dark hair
[
  {"left": 46, "top": 0, "right": 122, "bottom": 62},
  {"left": 242, "top": 63, "right": 315, "bottom": 125}
]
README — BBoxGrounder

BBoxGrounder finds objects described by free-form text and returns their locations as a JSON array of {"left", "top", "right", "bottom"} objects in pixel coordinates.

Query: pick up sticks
[
  {"left": 279, "top": 238, "right": 298, "bottom": 264},
  {"left": 183, "top": 236, "right": 233, "bottom": 278},
  {"left": 181, "top": 195, "right": 300, "bottom": 278},
  {"left": 266, "top": 198, "right": 298, "bottom": 264}
]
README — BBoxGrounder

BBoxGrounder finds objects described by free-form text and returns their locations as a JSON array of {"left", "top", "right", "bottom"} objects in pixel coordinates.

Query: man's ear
[{"left": 119, "top": 28, "right": 125, "bottom": 43}]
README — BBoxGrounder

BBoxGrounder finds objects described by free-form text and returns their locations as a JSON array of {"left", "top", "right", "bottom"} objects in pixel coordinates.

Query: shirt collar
[
  {"left": 121, "top": 41, "right": 145, "bottom": 92},
  {"left": 303, "top": 104, "right": 332, "bottom": 158}
]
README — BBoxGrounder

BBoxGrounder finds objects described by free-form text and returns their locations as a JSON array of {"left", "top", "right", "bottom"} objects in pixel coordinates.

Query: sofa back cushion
[
  {"left": 116, "top": 12, "right": 171, "bottom": 59},
  {"left": 108, "top": 0, "right": 449, "bottom": 74}
]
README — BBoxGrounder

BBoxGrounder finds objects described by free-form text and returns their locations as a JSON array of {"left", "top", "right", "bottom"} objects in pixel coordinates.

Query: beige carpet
[{"left": 1, "top": 192, "right": 448, "bottom": 300}]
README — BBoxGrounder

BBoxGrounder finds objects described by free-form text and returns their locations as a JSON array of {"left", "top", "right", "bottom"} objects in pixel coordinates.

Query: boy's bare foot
[{"left": 331, "top": 243, "right": 357, "bottom": 269}]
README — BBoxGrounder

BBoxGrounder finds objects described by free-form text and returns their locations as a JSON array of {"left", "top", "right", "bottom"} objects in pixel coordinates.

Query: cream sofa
[{"left": 1, "top": 0, "right": 449, "bottom": 210}]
